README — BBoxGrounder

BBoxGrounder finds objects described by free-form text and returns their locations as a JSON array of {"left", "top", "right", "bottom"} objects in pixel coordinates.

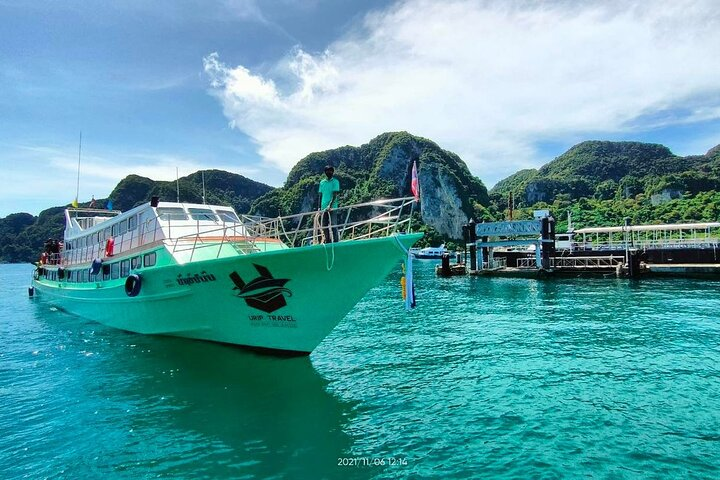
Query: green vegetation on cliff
[
  {"left": 252, "top": 132, "right": 490, "bottom": 241},
  {"left": 490, "top": 141, "right": 720, "bottom": 206},
  {"left": 490, "top": 141, "right": 720, "bottom": 231},
  {"left": 4, "top": 135, "right": 719, "bottom": 263},
  {"left": 110, "top": 170, "right": 273, "bottom": 212},
  {"left": 1, "top": 170, "right": 272, "bottom": 263}
]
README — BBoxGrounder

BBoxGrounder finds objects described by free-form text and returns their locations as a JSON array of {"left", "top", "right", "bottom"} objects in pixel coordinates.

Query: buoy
[{"left": 105, "top": 237, "right": 115, "bottom": 257}]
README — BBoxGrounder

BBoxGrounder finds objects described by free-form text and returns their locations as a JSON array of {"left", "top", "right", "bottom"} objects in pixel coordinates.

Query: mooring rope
[{"left": 313, "top": 210, "right": 336, "bottom": 271}]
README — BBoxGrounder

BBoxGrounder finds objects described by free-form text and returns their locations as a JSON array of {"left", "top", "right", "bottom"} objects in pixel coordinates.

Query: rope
[{"left": 313, "top": 210, "right": 336, "bottom": 270}]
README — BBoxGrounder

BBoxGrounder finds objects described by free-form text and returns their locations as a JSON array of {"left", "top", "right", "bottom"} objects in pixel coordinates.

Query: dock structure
[
  {"left": 437, "top": 215, "right": 720, "bottom": 279},
  {"left": 468, "top": 211, "right": 558, "bottom": 273},
  {"left": 646, "top": 264, "right": 720, "bottom": 277},
  {"left": 450, "top": 213, "right": 646, "bottom": 277}
]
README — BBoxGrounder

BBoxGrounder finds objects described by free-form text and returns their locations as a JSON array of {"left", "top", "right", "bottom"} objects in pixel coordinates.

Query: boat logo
[{"left": 229, "top": 264, "right": 292, "bottom": 313}]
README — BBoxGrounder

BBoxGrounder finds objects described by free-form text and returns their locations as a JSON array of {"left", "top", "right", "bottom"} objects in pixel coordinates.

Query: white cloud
[{"left": 204, "top": 0, "right": 720, "bottom": 186}]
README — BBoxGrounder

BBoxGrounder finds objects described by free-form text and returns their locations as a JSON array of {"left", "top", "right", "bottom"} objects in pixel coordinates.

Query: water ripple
[{"left": 2, "top": 263, "right": 720, "bottom": 478}]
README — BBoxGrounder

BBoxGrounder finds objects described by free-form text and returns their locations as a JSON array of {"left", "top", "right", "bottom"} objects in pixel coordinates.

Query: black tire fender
[{"left": 125, "top": 274, "right": 142, "bottom": 297}]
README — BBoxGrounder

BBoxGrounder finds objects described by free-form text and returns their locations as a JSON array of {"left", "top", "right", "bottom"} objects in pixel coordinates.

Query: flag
[
  {"left": 71, "top": 199, "right": 78, "bottom": 208},
  {"left": 107, "top": 199, "right": 113, "bottom": 210},
  {"left": 411, "top": 161, "right": 419, "bottom": 201}
]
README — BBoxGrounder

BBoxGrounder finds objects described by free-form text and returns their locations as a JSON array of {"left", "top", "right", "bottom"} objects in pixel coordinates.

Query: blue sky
[{"left": 1, "top": 0, "right": 719, "bottom": 217}]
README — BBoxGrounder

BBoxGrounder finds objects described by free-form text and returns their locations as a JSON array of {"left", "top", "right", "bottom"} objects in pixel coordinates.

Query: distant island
[{"left": 1, "top": 132, "right": 718, "bottom": 263}]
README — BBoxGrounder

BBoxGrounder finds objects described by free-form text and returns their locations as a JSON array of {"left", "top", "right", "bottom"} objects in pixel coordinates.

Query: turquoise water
[{"left": 2, "top": 262, "right": 719, "bottom": 479}]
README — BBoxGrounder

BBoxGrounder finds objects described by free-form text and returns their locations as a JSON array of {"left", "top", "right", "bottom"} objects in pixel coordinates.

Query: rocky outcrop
[{"left": 251, "top": 132, "right": 489, "bottom": 238}]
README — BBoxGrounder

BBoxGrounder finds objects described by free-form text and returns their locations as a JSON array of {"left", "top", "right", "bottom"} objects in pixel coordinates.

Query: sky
[{"left": 1, "top": 0, "right": 719, "bottom": 217}]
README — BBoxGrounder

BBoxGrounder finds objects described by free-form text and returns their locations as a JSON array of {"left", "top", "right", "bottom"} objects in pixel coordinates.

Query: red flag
[{"left": 411, "top": 161, "right": 419, "bottom": 201}]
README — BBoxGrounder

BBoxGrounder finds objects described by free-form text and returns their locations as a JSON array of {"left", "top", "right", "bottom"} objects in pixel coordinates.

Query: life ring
[
  {"left": 105, "top": 237, "right": 115, "bottom": 257},
  {"left": 125, "top": 274, "right": 142, "bottom": 297}
]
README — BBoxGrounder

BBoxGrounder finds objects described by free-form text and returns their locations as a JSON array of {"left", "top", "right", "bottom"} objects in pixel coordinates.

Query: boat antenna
[
  {"left": 202, "top": 170, "right": 206, "bottom": 204},
  {"left": 176, "top": 167, "right": 180, "bottom": 203},
  {"left": 74, "top": 131, "right": 82, "bottom": 207}
]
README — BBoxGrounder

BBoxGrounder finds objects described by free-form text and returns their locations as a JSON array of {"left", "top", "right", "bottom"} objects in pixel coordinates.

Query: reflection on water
[{"left": 2, "top": 271, "right": 359, "bottom": 479}]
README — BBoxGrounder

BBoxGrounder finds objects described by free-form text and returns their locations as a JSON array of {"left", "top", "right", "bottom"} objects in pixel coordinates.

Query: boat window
[
  {"left": 156, "top": 207, "right": 188, "bottom": 221},
  {"left": 104, "top": 228, "right": 111, "bottom": 240},
  {"left": 216, "top": 210, "right": 240, "bottom": 223},
  {"left": 120, "top": 260, "right": 130, "bottom": 277},
  {"left": 93, "top": 232, "right": 99, "bottom": 245},
  {"left": 112, "top": 224, "right": 117, "bottom": 236},
  {"left": 143, "top": 252, "right": 156, "bottom": 267},
  {"left": 131, "top": 256, "right": 140, "bottom": 269},
  {"left": 119, "top": 220, "right": 127, "bottom": 235},
  {"left": 188, "top": 208, "right": 219, "bottom": 222},
  {"left": 128, "top": 215, "right": 137, "bottom": 231},
  {"left": 111, "top": 262, "right": 120, "bottom": 280},
  {"left": 83, "top": 270, "right": 88, "bottom": 283}
]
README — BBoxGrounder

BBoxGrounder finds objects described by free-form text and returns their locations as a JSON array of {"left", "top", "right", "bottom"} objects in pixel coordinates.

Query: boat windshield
[
  {"left": 216, "top": 210, "right": 240, "bottom": 223},
  {"left": 156, "top": 207, "right": 188, "bottom": 221},
  {"left": 188, "top": 208, "right": 219, "bottom": 222}
]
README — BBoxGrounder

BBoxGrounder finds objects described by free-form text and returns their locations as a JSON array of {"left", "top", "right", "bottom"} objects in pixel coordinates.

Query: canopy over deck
[{"left": 575, "top": 222, "right": 720, "bottom": 235}]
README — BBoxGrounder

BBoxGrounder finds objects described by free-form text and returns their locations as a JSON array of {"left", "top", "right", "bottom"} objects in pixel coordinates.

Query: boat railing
[
  {"left": 49, "top": 197, "right": 417, "bottom": 265},
  {"left": 481, "top": 257, "right": 507, "bottom": 270},
  {"left": 57, "top": 216, "right": 166, "bottom": 267},
  {"left": 517, "top": 255, "right": 624, "bottom": 269},
  {"left": 168, "top": 196, "right": 417, "bottom": 260},
  {"left": 240, "top": 196, "right": 417, "bottom": 247}
]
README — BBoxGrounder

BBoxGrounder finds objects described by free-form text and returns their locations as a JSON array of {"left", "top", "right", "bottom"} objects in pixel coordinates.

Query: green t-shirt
[{"left": 319, "top": 177, "right": 340, "bottom": 209}]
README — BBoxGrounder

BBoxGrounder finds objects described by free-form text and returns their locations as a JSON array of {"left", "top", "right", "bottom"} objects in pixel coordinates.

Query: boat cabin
[{"left": 59, "top": 201, "right": 250, "bottom": 266}]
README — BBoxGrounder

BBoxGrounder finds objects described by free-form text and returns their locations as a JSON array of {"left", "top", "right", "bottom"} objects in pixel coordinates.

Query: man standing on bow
[{"left": 318, "top": 165, "right": 340, "bottom": 243}]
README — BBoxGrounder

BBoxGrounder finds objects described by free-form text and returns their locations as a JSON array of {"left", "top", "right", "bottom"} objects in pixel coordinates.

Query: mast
[
  {"left": 74, "top": 131, "right": 82, "bottom": 207},
  {"left": 176, "top": 167, "right": 180, "bottom": 203},
  {"left": 202, "top": 170, "right": 206, "bottom": 204}
]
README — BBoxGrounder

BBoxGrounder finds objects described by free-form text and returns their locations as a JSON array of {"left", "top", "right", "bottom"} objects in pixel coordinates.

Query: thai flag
[{"left": 411, "top": 161, "right": 419, "bottom": 201}]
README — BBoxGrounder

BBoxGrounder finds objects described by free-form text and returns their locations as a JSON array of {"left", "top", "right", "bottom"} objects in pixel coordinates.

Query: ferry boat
[{"left": 31, "top": 197, "right": 421, "bottom": 354}]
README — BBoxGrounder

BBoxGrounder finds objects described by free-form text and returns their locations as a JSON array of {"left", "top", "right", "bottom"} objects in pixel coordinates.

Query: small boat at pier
[{"left": 411, "top": 244, "right": 448, "bottom": 259}]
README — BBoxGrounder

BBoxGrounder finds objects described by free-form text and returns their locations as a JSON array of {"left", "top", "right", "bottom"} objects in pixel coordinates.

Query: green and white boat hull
[{"left": 33, "top": 234, "right": 421, "bottom": 354}]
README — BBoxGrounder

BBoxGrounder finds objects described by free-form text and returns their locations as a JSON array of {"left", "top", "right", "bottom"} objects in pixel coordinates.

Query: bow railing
[{"left": 240, "top": 196, "right": 417, "bottom": 247}]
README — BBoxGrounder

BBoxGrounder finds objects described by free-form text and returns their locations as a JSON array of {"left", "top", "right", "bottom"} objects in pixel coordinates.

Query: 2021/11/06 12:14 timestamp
[{"left": 337, "top": 457, "right": 408, "bottom": 467}]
